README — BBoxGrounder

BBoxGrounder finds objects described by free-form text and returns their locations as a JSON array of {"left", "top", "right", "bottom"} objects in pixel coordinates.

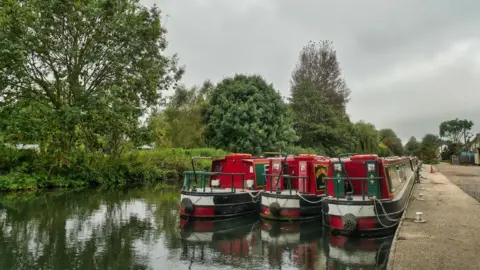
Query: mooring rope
[
  {"left": 245, "top": 189, "right": 263, "bottom": 203},
  {"left": 296, "top": 193, "right": 325, "bottom": 204}
]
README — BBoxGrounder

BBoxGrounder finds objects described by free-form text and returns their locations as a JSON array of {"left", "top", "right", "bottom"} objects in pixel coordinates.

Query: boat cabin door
[
  {"left": 298, "top": 161, "right": 308, "bottom": 193},
  {"left": 271, "top": 159, "right": 283, "bottom": 190}
]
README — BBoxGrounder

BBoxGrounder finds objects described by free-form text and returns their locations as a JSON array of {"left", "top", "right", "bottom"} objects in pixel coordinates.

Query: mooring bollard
[
  {"left": 417, "top": 192, "right": 424, "bottom": 201},
  {"left": 414, "top": 211, "right": 426, "bottom": 223}
]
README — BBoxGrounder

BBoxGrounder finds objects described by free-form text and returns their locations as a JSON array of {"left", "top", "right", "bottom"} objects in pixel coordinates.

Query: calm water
[{"left": 0, "top": 188, "right": 393, "bottom": 270}]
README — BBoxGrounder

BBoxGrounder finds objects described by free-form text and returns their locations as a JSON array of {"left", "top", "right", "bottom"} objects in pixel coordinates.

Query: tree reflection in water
[{"left": 0, "top": 189, "right": 394, "bottom": 270}]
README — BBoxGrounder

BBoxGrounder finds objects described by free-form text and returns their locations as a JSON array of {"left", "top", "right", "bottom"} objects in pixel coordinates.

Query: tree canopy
[
  {"left": 205, "top": 74, "right": 297, "bottom": 154},
  {"left": 290, "top": 40, "right": 354, "bottom": 155},
  {"left": 0, "top": 0, "right": 183, "bottom": 156},
  {"left": 378, "top": 129, "right": 404, "bottom": 156},
  {"left": 404, "top": 136, "right": 421, "bottom": 157},
  {"left": 439, "top": 118, "right": 474, "bottom": 145}
]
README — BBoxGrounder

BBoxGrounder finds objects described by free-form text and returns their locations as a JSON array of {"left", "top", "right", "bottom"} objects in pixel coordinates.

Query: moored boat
[
  {"left": 322, "top": 154, "right": 420, "bottom": 236},
  {"left": 260, "top": 154, "right": 330, "bottom": 221},
  {"left": 180, "top": 153, "right": 279, "bottom": 219}
]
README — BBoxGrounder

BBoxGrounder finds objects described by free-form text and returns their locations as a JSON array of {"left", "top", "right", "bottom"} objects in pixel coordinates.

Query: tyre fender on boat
[
  {"left": 342, "top": 213, "right": 357, "bottom": 234},
  {"left": 269, "top": 202, "right": 281, "bottom": 217},
  {"left": 181, "top": 198, "right": 194, "bottom": 214}
]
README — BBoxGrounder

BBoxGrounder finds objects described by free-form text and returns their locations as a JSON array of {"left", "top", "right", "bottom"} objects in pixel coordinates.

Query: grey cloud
[{"left": 142, "top": 0, "right": 480, "bottom": 139}]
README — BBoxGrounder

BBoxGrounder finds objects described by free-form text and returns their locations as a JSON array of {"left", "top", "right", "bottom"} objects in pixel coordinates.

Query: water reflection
[{"left": 0, "top": 189, "right": 393, "bottom": 270}]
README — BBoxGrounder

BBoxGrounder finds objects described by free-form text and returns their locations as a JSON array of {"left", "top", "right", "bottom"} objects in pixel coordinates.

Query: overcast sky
[{"left": 141, "top": 0, "right": 480, "bottom": 143}]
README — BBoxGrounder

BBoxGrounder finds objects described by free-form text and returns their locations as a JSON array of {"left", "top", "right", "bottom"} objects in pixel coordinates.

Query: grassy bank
[{"left": 0, "top": 147, "right": 229, "bottom": 191}]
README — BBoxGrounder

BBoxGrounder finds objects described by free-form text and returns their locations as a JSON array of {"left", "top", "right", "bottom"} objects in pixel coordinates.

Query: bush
[{"left": 0, "top": 147, "right": 229, "bottom": 191}]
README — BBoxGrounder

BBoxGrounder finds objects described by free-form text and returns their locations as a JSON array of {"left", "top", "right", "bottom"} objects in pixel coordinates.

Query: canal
[{"left": 0, "top": 188, "right": 393, "bottom": 269}]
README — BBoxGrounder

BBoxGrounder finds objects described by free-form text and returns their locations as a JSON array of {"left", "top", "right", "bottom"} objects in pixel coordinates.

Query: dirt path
[{"left": 436, "top": 163, "right": 480, "bottom": 202}]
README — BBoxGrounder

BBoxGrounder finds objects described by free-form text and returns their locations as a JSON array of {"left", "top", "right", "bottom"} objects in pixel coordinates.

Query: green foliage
[
  {"left": 352, "top": 121, "right": 379, "bottom": 154},
  {"left": 290, "top": 40, "right": 354, "bottom": 156},
  {"left": 283, "top": 145, "right": 322, "bottom": 156},
  {"left": 205, "top": 74, "right": 297, "bottom": 154},
  {"left": 0, "top": 0, "right": 183, "bottom": 157},
  {"left": 404, "top": 136, "right": 421, "bottom": 157},
  {"left": 147, "top": 82, "right": 214, "bottom": 148},
  {"left": 420, "top": 134, "right": 440, "bottom": 164},
  {"left": 0, "top": 147, "right": 228, "bottom": 191},
  {"left": 439, "top": 118, "right": 474, "bottom": 145},
  {"left": 378, "top": 129, "right": 404, "bottom": 156}
]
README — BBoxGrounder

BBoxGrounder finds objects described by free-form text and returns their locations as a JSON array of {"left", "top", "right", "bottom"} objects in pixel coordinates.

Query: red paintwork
[
  {"left": 209, "top": 153, "right": 271, "bottom": 190},
  {"left": 181, "top": 206, "right": 215, "bottom": 217},
  {"left": 216, "top": 239, "right": 250, "bottom": 257},
  {"left": 357, "top": 217, "right": 376, "bottom": 230},
  {"left": 260, "top": 205, "right": 301, "bottom": 219},
  {"left": 293, "top": 243, "right": 318, "bottom": 267},
  {"left": 326, "top": 155, "right": 413, "bottom": 199},
  {"left": 265, "top": 154, "right": 330, "bottom": 195}
]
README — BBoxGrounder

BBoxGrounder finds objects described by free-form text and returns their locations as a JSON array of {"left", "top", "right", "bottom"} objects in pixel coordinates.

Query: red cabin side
[
  {"left": 210, "top": 154, "right": 270, "bottom": 189},
  {"left": 265, "top": 155, "right": 329, "bottom": 195},
  {"left": 326, "top": 155, "right": 412, "bottom": 200}
]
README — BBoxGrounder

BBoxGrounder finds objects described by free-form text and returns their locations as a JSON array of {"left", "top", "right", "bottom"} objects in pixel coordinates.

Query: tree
[
  {"left": 404, "top": 136, "right": 421, "bottom": 157},
  {"left": 439, "top": 118, "right": 474, "bottom": 145},
  {"left": 378, "top": 129, "right": 403, "bottom": 156},
  {"left": 147, "top": 82, "right": 213, "bottom": 148},
  {"left": 0, "top": 0, "right": 183, "bottom": 157},
  {"left": 289, "top": 40, "right": 353, "bottom": 155},
  {"left": 420, "top": 134, "right": 440, "bottom": 163},
  {"left": 352, "top": 121, "right": 379, "bottom": 154},
  {"left": 205, "top": 74, "right": 297, "bottom": 154}
]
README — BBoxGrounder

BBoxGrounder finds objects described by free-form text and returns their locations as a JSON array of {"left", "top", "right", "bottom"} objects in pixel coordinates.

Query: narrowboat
[
  {"left": 322, "top": 154, "right": 420, "bottom": 236},
  {"left": 260, "top": 154, "right": 330, "bottom": 221},
  {"left": 180, "top": 153, "right": 279, "bottom": 219}
]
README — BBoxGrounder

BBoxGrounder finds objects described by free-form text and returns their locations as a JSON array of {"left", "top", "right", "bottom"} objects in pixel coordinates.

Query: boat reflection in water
[
  {"left": 179, "top": 216, "right": 394, "bottom": 269},
  {"left": 323, "top": 231, "right": 394, "bottom": 269},
  {"left": 260, "top": 219, "right": 325, "bottom": 269},
  {"left": 179, "top": 213, "right": 261, "bottom": 268}
]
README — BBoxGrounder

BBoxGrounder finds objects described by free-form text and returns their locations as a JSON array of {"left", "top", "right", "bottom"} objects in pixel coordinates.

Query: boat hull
[
  {"left": 260, "top": 192, "right": 324, "bottom": 221},
  {"left": 322, "top": 172, "right": 416, "bottom": 237},
  {"left": 180, "top": 190, "right": 260, "bottom": 219}
]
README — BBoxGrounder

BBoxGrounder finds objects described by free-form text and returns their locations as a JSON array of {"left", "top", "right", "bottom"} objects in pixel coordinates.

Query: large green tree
[
  {"left": 205, "top": 74, "right": 297, "bottom": 154},
  {"left": 439, "top": 118, "right": 474, "bottom": 146},
  {"left": 0, "top": 0, "right": 183, "bottom": 157},
  {"left": 352, "top": 121, "right": 379, "bottom": 154},
  {"left": 378, "top": 129, "right": 403, "bottom": 156},
  {"left": 290, "top": 40, "right": 353, "bottom": 155},
  {"left": 404, "top": 136, "right": 421, "bottom": 157},
  {"left": 420, "top": 133, "right": 440, "bottom": 163}
]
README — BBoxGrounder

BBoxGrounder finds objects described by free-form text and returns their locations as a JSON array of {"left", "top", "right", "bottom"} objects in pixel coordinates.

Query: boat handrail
[
  {"left": 183, "top": 171, "right": 248, "bottom": 193},
  {"left": 263, "top": 174, "right": 320, "bottom": 195}
]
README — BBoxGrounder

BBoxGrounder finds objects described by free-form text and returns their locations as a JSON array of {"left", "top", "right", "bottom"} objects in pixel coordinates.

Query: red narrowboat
[
  {"left": 321, "top": 154, "right": 421, "bottom": 236},
  {"left": 260, "top": 154, "right": 330, "bottom": 221},
  {"left": 180, "top": 153, "right": 276, "bottom": 219}
]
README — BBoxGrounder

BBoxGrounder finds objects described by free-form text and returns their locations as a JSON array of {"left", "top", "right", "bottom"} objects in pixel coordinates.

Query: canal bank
[{"left": 387, "top": 164, "right": 480, "bottom": 270}]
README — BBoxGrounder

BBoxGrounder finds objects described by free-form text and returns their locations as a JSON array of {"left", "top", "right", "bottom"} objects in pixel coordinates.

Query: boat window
[{"left": 314, "top": 164, "right": 327, "bottom": 190}]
